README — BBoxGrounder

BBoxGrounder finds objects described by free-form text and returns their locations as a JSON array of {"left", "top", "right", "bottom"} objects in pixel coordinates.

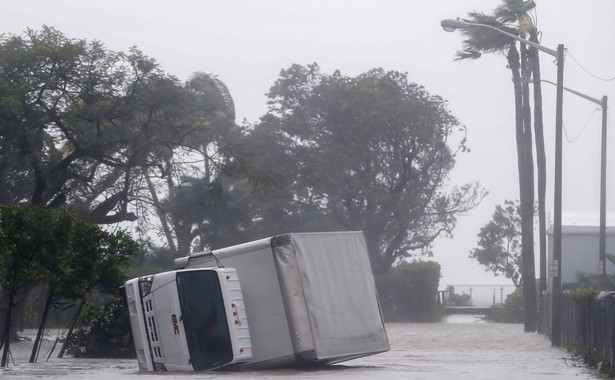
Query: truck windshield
[{"left": 176, "top": 270, "right": 233, "bottom": 371}]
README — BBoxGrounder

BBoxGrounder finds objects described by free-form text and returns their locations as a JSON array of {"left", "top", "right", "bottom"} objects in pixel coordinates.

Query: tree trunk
[
  {"left": 1, "top": 293, "right": 15, "bottom": 367},
  {"left": 29, "top": 293, "right": 52, "bottom": 363},
  {"left": 57, "top": 299, "right": 86, "bottom": 359},
  {"left": 520, "top": 41, "right": 538, "bottom": 332},
  {"left": 530, "top": 28, "right": 548, "bottom": 334},
  {"left": 0, "top": 290, "right": 24, "bottom": 346},
  {"left": 145, "top": 170, "right": 177, "bottom": 255},
  {"left": 0, "top": 290, "right": 8, "bottom": 350},
  {"left": 508, "top": 44, "right": 536, "bottom": 332}
]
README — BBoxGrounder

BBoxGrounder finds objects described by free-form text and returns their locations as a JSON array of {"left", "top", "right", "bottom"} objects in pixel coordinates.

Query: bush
[
  {"left": 575, "top": 272, "right": 615, "bottom": 292},
  {"left": 375, "top": 261, "right": 443, "bottom": 322},
  {"left": 65, "top": 297, "right": 135, "bottom": 358},
  {"left": 485, "top": 287, "right": 524, "bottom": 323},
  {"left": 569, "top": 288, "right": 598, "bottom": 302}
]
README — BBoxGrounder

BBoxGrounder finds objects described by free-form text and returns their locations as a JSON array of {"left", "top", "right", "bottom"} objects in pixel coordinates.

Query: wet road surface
[{"left": 0, "top": 316, "right": 599, "bottom": 379}]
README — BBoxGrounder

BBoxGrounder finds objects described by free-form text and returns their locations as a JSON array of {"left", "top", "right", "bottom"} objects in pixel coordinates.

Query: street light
[
  {"left": 440, "top": 19, "right": 557, "bottom": 56},
  {"left": 441, "top": 18, "right": 566, "bottom": 346},
  {"left": 541, "top": 79, "right": 609, "bottom": 281}
]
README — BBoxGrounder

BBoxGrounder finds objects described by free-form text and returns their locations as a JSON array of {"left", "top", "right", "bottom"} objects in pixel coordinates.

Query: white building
[{"left": 547, "top": 225, "right": 615, "bottom": 291}]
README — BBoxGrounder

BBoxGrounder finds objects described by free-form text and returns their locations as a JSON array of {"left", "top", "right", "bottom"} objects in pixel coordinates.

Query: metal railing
[{"left": 441, "top": 284, "right": 516, "bottom": 307}]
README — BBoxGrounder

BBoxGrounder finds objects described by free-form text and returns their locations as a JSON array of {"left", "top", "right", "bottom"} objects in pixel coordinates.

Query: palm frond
[
  {"left": 495, "top": 0, "right": 536, "bottom": 27},
  {"left": 454, "top": 12, "right": 521, "bottom": 58},
  {"left": 454, "top": 49, "right": 482, "bottom": 61},
  {"left": 186, "top": 72, "right": 236, "bottom": 120}
]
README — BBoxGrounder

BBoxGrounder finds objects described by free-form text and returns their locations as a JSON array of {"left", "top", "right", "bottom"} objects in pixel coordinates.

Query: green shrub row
[
  {"left": 484, "top": 287, "right": 524, "bottom": 323},
  {"left": 375, "top": 261, "right": 443, "bottom": 322}
]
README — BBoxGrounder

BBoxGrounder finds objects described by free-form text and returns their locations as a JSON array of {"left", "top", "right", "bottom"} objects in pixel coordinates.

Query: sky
[{"left": 3, "top": 0, "right": 615, "bottom": 288}]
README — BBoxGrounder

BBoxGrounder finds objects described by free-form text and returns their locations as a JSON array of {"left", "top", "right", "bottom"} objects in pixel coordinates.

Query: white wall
[{"left": 547, "top": 226, "right": 615, "bottom": 290}]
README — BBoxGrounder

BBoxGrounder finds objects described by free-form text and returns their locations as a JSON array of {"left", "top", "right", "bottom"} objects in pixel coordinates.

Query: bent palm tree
[
  {"left": 497, "top": 0, "right": 548, "bottom": 333},
  {"left": 528, "top": 26, "right": 548, "bottom": 333},
  {"left": 144, "top": 72, "right": 238, "bottom": 255},
  {"left": 454, "top": 0, "right": 541, "bottom": 332}
]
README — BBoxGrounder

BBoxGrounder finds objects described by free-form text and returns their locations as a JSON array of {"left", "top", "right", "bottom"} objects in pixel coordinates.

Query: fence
[
  {"left": 542, "top": 291, "right": 551, "bottom": 338},
  {"left": 442, "top": 284, "right": 516, "bottom": 307},
  {"left": 557, "top": 291, "right": 615, "bottom": 376}
]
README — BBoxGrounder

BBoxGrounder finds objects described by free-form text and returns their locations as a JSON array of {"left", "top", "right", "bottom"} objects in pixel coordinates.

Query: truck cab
[{"left": 124, "top": 268, "right": 252, "bottom": 371}]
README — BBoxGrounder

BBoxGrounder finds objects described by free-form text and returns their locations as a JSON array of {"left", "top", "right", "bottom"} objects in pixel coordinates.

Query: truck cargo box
[{"left": 174, "top": 231, "right": 389, "bottom": 368}]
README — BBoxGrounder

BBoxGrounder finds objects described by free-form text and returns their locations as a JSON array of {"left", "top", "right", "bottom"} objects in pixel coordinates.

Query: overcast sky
[{"left": 4, "top": 0, "right": 615, "bottom": 288}]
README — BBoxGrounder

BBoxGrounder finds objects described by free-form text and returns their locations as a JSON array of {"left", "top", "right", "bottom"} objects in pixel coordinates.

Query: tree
[
  {"left": 485, "top": 286, "right": 525, "bottom": 323},
  {"left": 252, "top": 64, "right": 485, "bottom": 274},
  {"left": 528, "top": 26, "right": 548, "bottom": 332},
  {"left": 0, "top": 27, "right": 214, "bottom": 224},
  {"left": 498, "top": 0, "right": 548, "bottom": 331},
  {"left": 375, "top": 261, "right": 443, "bottom": 322},
  {"left": 0, "top": 206, "right": 73, "bottom": 366},
  {"left": 56, "top": 227, "right": 139, "bottom": 359},
  {"left": 163, "top": 175, "right": 253, "bottom": 252},
  {"left": 0, "top": 26, "right": 247, "bottom": 267},
  {"left": 470, "top": 200, "right": 523, "bottom": 288},
  {"left": 453, "top": 0, "right": 539, "bottom": 332},
  {"left": 64, "top": 297, "right": 135, "bottom": 359},
  {"left": 0, "top": 27, "right": 225, "bottom": 354},
  {"left": 0, "top": 205, "right": 139, "bottom": 365},
  {"left": 152, "top": 72, "right": 247, "bottom": 254}
]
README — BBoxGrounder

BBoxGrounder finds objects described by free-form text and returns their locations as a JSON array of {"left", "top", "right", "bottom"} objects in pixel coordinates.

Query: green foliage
[
  {"left": 22, "top": 287, "right": 74, "bottom": 328},
  {"left": 0, "top": 206, "right": 73, "bottom": 295},
  {"left": 163, "top": 175, "right": 254, "bottom": 253},
  {"left": 0, "top": 205, "right": 78, "bottom": 356},
  {"left": 250, "top": 63, "right": 485, "bottom": 273},
  {"left": 576, "top": 271, "right": 615, "bottom": 292},
  {"left": 152, "top": 72, "right": 248, "bottom": 254},
  {"left": 128, "top": 245, "right": 176, "bottom": 277},
  {"left": 0, "top": 27, "right": 218, "bottom": 225},
  {"left": 485, "top": 286, "right": 525, "bottom": 323},
  {"left": 470, "top": 200, "right": 522, "bottom": 287},
  {"left": 375, "top": 261, "right": 443, "bottom": 322},
  {"left": 484, "top": 281, "right": 543, "bottom": 323},
  {"left": 0, "top": 205, "right": 140, "bottom": 364},
  {"left": 65, "top": 297, "right": 135, "bottom": 359},
  {"left": 569, "top": 288, "right": 598, "bottom": 303},
  {"left": 454, "top": 0, "right": 541, "bottom": 332}
]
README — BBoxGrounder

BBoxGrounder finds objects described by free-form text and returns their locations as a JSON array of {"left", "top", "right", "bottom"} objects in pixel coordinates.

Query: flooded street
[{"left": 2, "top": 317, "right": 598, "bottom": 379}]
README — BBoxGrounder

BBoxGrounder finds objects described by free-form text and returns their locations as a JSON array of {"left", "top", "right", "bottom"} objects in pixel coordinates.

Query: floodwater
[{"left": 1, "top": 316, "right": 599, "bottom": 379}]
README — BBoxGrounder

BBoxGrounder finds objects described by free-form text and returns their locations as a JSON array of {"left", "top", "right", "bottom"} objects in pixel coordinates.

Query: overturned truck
[{"left": 124, "top": 231, "right": 389, "bottom": 371}]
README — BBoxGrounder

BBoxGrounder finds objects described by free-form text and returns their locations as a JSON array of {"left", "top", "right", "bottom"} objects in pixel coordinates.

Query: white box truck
[{"left": 124, "top": 231, "right": 389, "bottom": 372}]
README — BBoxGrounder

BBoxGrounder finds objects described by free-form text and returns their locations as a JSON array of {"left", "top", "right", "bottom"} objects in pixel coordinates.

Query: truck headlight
[{"left": 139, "top": 276, "right": 154, "bottom": 297}]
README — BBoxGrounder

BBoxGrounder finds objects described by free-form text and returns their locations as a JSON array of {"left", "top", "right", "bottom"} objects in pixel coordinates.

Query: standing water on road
[{"left": 1, "top": 319, "right": 598, "bottom": 379}]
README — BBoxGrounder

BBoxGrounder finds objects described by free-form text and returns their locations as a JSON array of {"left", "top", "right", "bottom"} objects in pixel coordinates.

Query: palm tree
[
  {"left": 454, "top": 0, "right": 540, "bottom": 332},
  {"left": 496, "top": 0, "right": 547, "bottom": 333},
  {"left": 528, "top": 26, "right": 548, "bottom": 334},
  {"left": 143, "top": 72, "right": 239, "bottom": 255}
]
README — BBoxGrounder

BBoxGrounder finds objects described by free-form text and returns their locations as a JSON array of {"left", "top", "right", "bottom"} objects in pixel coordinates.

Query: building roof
[{"left": 547, "top": 225, "right": 615, "bottom": 235}]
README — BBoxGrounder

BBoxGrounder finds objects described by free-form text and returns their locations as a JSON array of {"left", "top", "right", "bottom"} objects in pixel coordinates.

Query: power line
[
  {"left": 563, "top": 107, "right": 600, "bottom": 143},
  {"left": 567, "top": 51, "right": 615, "bottom": 82}
]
